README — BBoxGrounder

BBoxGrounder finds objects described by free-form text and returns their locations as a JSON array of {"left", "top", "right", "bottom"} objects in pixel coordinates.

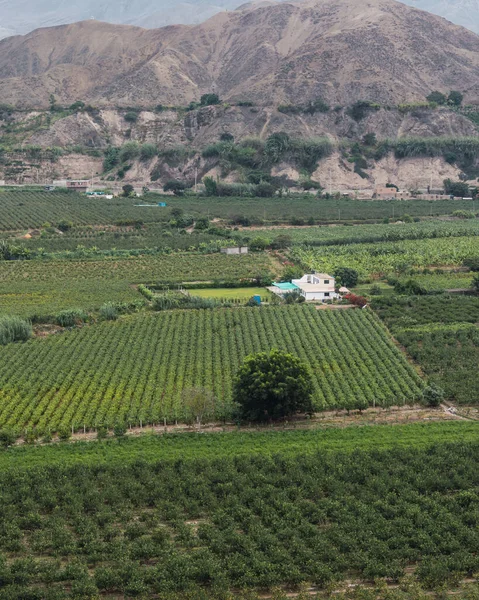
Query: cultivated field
[
  {"left": 293, "top": 236, "right": 478, "bottom": 277},
  {"left": 0, "top": 253, "right": 276, "bottom": 317},
  {"left": 0, "top": 306, "right": 423, "bottom": 433},
  {"left": 0, "top": 189, "right": 476, "bottom": 230},
  {"left": 1, "top": 423, "right": 479, "bottom": 598},
  {"left": 373, "top": 295, "right": 479, "bottom": 404}
]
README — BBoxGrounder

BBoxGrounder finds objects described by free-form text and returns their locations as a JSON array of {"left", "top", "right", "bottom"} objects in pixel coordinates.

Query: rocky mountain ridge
[
  {"left": 0, "top": 0, "right": 478, "bottom": 38},
  {"left": 0, "top": 0, "right": 479, "bottom": 108}
]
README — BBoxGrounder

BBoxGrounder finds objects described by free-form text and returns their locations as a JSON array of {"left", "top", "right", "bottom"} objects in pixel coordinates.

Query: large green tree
[{"left": 233, "top": 349, "right": 314, "bottom": 421}]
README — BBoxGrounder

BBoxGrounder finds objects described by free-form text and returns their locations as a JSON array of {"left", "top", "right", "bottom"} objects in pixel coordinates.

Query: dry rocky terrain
[{"left": 0, "top": 0, "right": 479, "bottom": 107}]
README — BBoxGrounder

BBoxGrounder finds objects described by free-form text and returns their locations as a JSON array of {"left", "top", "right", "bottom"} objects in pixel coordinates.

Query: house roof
[
  {"left": 313, "top": 273, "right": 334, "bottom": 279},
  {"left": 296, "top": 283, "right": 334, "bottom": 293}
]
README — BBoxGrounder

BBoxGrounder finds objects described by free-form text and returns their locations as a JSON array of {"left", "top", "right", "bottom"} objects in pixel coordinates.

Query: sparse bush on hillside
[
  {"left": 119, "top": 142, "right": 140, "bottom": 162},
  {"left": 426, "top": 91, "right": 447, "bottom": 105},
  {"left": 200, "top": 93, "right": 220, "bottom": 106},
  {"left": 159, "top": 145, "right": 192, "bottom": 167},
  {"left": 103, "top": 146, "right": 120, "bottom": 172},
  {"left": 140, "top": 143, "right": 158, "bottom": 161},
  {"left": 348, "top": 100, "right": 380, "bottom": 121},
  {"left": 124, "top": 110, "right": 139, "bottom": 122}
]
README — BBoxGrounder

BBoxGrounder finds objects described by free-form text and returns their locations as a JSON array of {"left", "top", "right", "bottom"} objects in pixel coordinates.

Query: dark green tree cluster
[{"left": 233, "top": 349, "right": 314, "bottom": 421}]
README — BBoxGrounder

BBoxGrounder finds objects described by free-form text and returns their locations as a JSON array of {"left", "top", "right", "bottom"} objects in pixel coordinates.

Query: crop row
[
  {"left": 0, "top": 253, "right": 273, "bottom": 284},
  {"left": 0, "top": 306, "right": 423, "bottom": 433},
  {"left": 0, "top": 190, "right": 476, "bottom": 230},
  {"left": 292, "top": 236, "right": 478, "bottom": 277},
  {"left": 1, "top": 436, "right": 479, "bottom": 597},
  {"left": 259, "top": 219, "right": 479, "bottom": 246}
]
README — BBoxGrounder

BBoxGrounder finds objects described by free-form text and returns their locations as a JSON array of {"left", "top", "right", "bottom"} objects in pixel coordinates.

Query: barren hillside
[{"left": 0, "top": 0, "right": 478, "bottom": 108}]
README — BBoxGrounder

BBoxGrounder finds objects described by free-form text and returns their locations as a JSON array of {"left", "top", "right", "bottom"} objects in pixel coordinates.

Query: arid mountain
[
  {"left": 0, "top": 0, "right": 478, "bottom": 109},
  {"left": 0, "top": 0, "right": 478, "bottom": 39}
]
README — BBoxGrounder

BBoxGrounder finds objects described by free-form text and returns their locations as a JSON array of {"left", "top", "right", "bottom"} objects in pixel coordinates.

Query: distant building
[
  {"left": 374, "top": 187, "right": 411, "bottom": 200},
  {"left": 220, "top": 247, "right": 249, "bottom": 255},
  {"left": 66, "top": 180, "right": 89, "bottom": 192},
  {"left": 271, "top": 273, "right": 339, "bottom": 302}
]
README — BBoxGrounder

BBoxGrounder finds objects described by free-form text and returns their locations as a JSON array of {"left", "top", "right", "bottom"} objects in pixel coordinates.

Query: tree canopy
[
  {"left": 233, "top": 349, "right": 313, "bottom": 421},
  {"left": 334, "top": 267, "right": 359, "bottom": 288}
]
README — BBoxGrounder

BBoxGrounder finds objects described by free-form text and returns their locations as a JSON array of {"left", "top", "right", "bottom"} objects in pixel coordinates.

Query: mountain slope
[
  {"left": 0, "top": 0, "right": 478, "bottom": 108},
  {"left": 0, "top": 0, "right": 478, "bottom": 39}
]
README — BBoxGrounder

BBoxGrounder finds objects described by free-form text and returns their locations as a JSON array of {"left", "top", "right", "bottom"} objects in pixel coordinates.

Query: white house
[
  {"left": 292, "top": 273, "right": 339, "bottom": 301},
  {"left": 270, "top": 272, "right": 340, "bottom": 302}
]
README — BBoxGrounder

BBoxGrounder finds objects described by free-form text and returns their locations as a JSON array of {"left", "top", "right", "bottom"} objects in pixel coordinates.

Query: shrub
[
  {"left": 58, "top": 427, "right": 72, "bottom": 441},
  {"left": 69, "top": 100, "right": 85, "bottom": 111},
  {"left": 103, "top": 147, "right": 120, "bottom": 171},
  {"left": 0, "top": 429, "right": 17, "bottom": 449},
  {"left": 113, "top": 423, "right": 127, "bottom": 438},
  {"left": 99, "top": 303, "right": 119, "bottom": 321},
  {"left": 349, "top": 100, "right": 380, "bottom": 121},
  {"left": 140, "top": 143, "right": 158, "bottom": 161},
  {"left": 159, "top": 145, "right": 191, "bottom": 167},
  {"left": 284, "top": 290, "right": 306, "bottom": 304},
  {"left": 255, "top": 182, "right": 275, "bottom": 197},
  {"left": 394, "top": 279, "right": 428, "bottom": 295},
  {"left": 0, "top": 316, "right": 32, "bottom": 345},
  {"left": 220, "top": 132, "right": 234, "bottom": 142},
  {"left": 444, "top": 179, "right": 470, "bottom": 197},
  {"left": 124, "top": 111, "right": 139, "bottom": 122},
  {"left": 55, "top": 309, "right": 88, "bottom": 328},
  {"left": 122, "top": 184, "right": 134, "bottom": 197},
  {"left": 203, "top": 176, "right": 218, "bottom": 196},
  {"left": 164, "top": 180, "right": 186, "bottom": 196},
  {"left": 426, "top": 91, "right": 447, "bottom": 105},
  {"left": 343, "top": 293, "right": 368, "bottom": 307},
  {"left": 423, "top": 384, "right": 445, "bottom": 407},
  {"left": 233, "top": 349, "right": 314, "bottom": 421},
  {"left": 194, "top": 216, "right": 209, "bottom": 230},
  {"left": 463, "top": 257, "right": 479, "bottom": 272},
  {"left": 57, "top": 220, "right": 73, "bottom": 232},
  {"left": 448, "top": 91, "right": 463, "bottom": 107},
  {"left": 119, "top": 142, "right": 140, "bottom": 162},
  {"left": 200, "top": 93, "right": 220, "bottom": 106},
  {"left": 97, "top": 425, "right": 108, "bottom": 440}
]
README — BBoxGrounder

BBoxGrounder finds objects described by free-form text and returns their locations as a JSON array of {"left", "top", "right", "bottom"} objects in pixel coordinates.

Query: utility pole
[
  {"left": 329, "top": 168, "right": 332, "bottom": 197},
  {"left": 194, "top": 167, "right": 198, "bottom": 194}
]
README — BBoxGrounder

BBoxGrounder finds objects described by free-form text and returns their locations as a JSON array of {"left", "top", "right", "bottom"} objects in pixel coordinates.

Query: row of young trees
[{"left": 1, "top": 440, "right": 479, "bottom": 597}]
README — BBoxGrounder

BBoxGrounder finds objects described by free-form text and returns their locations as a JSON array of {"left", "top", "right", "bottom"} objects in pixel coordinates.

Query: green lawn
[
  {"left": 353, "top": 282, "right": 395, "bottom": 298},
  {"left": 191, "top": 287, "right": 272, "bottom": 301}
]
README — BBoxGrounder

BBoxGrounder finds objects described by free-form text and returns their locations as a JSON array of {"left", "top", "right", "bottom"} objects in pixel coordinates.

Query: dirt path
[{"left": 18, "top": 404, "right": 470, "bottom": 446}]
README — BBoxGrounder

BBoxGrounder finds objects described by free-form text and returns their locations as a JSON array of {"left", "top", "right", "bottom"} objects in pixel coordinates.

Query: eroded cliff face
[
  {"left": 18, "top": 105, "right": 479, "bottom": 148},
  {"left": 1, "top": 105, "right": 477, "bottom": 191}
]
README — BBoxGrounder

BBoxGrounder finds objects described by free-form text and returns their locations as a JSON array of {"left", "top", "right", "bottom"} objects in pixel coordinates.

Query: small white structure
[
  {"left": 292, "top": 273, "right": 339, "bottom": 301},
  {"left": 270, "top": 272, "right": 340, "bottom": 302},
  {"left": 220, "top": 246, "right": 249, "bottom": 255}
]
